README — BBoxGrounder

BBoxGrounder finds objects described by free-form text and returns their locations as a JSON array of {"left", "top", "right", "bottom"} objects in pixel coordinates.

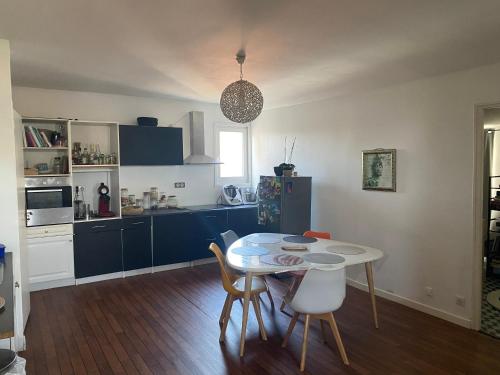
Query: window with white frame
[{"left": 215, "top": 125, "right": 250, "bottom": 185}]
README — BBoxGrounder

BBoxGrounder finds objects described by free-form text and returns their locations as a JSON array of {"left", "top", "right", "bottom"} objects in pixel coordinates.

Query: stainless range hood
[{"left": 183, "top": 111, "right": 222, "bottom": 165}]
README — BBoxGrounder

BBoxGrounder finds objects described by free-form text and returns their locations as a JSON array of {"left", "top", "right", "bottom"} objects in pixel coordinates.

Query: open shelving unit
[{"left": 70, "top": 120, "right": 121, "bottom": 219}]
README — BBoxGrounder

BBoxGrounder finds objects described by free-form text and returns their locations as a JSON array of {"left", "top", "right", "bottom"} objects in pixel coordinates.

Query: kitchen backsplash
[{"left": 119, "top": 165, "right": 220, "bottom": 207}]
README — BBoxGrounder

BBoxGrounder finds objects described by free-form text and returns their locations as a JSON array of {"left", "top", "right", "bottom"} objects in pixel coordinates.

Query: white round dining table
[{"left": 226, "top": 233, "right": 384, "bottom": 357}]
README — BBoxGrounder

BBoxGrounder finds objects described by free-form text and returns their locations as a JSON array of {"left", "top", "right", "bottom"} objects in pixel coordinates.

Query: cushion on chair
[{"left": 233, "top": 276, "right": 267, "bottom": 293}]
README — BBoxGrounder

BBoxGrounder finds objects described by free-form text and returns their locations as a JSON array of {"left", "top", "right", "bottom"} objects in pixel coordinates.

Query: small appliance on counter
[
  {"left": 240, "top": 187, "right": 258, "bottom": 205},
  {"left": 97, "top": 183, "right": 115, "bottom": 217},
  {"left": 221, "top": 184, "right": 243, "bottom": 206}
]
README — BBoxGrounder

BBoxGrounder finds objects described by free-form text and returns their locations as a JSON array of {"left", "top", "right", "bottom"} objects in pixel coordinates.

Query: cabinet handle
[
  {"left": 204, "top": 216, "right": 217, "bottom": 219},
  {"left": 131, "top": 222, "right": 144, "bottom": 225},
  {"left": 206, "top": 238, "right": 217, "bottom": 241},
  {"left": 92, "top": 225, "right": 106, "bottom": 229}
]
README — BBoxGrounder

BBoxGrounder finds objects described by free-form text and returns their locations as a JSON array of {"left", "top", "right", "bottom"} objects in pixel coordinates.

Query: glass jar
[
  {"left": 121, "top": 188, "right": 129, "bottom": 207},
  {"left": 128, "top": 194, "right": 136, "bottom": 206},
  {"left": 53, "top": 157, "right": 63, "bottom": 174},
  {"left": 143, "top": 192, "right": 151, "bottom": 209},
  {"left": 167, "top": 195, "right": 178, "bottom": 208},
  {"left": 150, "top": 187, "right": 159, "bottom": 209},
  {"left": 135, "top": 199, "right": 143, "bottom": 208}
]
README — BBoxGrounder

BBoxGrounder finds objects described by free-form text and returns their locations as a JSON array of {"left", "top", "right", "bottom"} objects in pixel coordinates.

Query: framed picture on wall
[{"left": 362, "top": 149, "right": 396, "bottom": 191}]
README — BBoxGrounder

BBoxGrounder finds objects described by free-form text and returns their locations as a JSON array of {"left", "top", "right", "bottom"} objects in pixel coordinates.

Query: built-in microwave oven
[{"left": 25, "top": 180, "right": 73, "bottom": 227}]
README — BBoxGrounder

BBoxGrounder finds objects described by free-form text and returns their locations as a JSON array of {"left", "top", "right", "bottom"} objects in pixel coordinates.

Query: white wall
[
  {"left": 252, "top": 61, "right": 500, "bottom": 326},
  {"left": 12, "top": 87, "right": 229, "bottom": 206}
]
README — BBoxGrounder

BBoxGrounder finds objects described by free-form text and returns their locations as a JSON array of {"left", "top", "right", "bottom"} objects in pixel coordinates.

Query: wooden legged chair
[
  {"left": 209, "top": 243, "right": 269, "bottom": 342},
  {"left": 281, "top": 267, "right": 349, "bottom": 372},
  {"left": 221, "top": 230, "right": 274, "bottom": 308},
  {"left": 280, "top": 230, "right": 331, "bottom": 312}
]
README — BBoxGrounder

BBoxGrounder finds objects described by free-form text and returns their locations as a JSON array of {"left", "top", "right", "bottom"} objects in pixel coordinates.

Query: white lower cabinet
[{"left": 27, "top": 224, "right": 75, "bottom": 291}]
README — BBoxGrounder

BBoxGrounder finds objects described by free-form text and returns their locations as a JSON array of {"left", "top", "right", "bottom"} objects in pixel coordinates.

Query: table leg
[
  {"left": 365, "top": 262, "right": 379, "bottom": 328},
  {"left": 239, "top": 271, "right": 253, "bottom": 357}
]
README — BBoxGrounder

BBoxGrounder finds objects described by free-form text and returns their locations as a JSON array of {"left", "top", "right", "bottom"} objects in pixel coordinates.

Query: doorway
[{"left": 474, "top": 106, "right": 500, "bottom": 338}]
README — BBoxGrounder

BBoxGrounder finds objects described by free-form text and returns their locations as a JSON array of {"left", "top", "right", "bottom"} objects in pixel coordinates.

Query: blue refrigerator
[{"left": 257, "top": 176, "right": 312, "bottom": 234}]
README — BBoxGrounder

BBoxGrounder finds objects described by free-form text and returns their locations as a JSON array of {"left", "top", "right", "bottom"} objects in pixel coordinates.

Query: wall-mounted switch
[{"left": 174, "top": 182, "right": 186, "bottom": 188}]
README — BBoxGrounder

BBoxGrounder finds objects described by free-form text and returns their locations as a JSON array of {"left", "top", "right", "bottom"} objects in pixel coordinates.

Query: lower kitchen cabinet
[
  {"left": 153, "top": 213, "right": 196, "bottom": 266},
  {"left": 228, "top": 207, "right": 260, "bottom": 238},
  {"left": 122, "top": 217, "right": 152, "bottom": 271},
  {"left": 193, "top": 210, "right": 228, "bottom": 260},
  {"left": 73, "top": 220, "right": 123, "bottom": 278}
]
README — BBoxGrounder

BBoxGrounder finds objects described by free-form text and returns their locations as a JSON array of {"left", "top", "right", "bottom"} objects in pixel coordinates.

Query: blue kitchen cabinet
[
  {"left": 153, "top": 213, "right": 196, "bottom": 266},
  {"left": 227, "top": 207, "right": 260, "bottom": 238},
  {"left": 122, "top": 216, "right": 152, "bottom": 271},
  {"left": 73, "top": 220, "right": 123, "bottom": 278},
  {"left": 193, "top": 210, "right": 228, "bottom": 260}
]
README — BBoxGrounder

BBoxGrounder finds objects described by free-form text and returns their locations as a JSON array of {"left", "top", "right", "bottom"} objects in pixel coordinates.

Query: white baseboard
[
  {"left": 123, "top": 267, "right": 153, "bottom": 277},
  {"left": 347, "top": 278, "right": 472, "bottom": 329},
  {"left": 76, "top": 271, "right": 123, "bottom": 285},
  {"left": 30, "top": 278, "right": 75, "bottom": 292},
  {"left": 153, "top": 262, "right": 191, "bottom": 273},
  {"left": 192, "top": 257, "right": 217, "bottom": 266}
]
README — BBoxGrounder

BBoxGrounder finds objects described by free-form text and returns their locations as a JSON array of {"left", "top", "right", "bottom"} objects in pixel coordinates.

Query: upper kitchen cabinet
[{"left": 119, "top": 125, "right": 183, "bottom": 166}]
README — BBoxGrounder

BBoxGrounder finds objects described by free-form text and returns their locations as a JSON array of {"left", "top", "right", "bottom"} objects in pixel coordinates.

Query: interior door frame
[{"left": 472, "top": 102, "right": 500, "bottom": 330}]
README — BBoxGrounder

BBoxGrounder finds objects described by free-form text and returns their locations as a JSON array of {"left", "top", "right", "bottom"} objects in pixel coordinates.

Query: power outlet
[
  {"left": 425, "top": 287, "right": 433, "bottom": 297},
  {"left": 174, "top": 182, "right": 186, "bottom": 188},
  {"left": 456, "top": 295, "right": 466, "bottom": 307}
]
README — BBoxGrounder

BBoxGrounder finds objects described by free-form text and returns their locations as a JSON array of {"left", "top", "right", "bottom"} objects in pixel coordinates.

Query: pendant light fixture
[{"left": 220, "top": 51, "right": 263, "bottom": 123}]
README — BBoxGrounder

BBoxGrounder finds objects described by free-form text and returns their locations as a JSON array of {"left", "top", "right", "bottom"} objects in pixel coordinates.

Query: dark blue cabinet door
[
  {"left": 122, "top": 217, "right": 152, "bottom": 271},
  {"left": 74, "top": 228, "right": 123, "bottom": 278},
  {"left": 119, "top": 125, "right": 183, "bottom": 166},
  {"left": 193, "top": 211, "right": 228, "bottom": 260},
  {"left": 227, "top": 207, "right": 260, "bottom": 238},
  {"left": 153, "top": 213, "right": 195, "bottom": 266}
]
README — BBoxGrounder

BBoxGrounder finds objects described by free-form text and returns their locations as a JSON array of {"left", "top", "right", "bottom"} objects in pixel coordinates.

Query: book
[
  {"left": 25, "top": 127, "right": 38, "bottom": 147},
  {"left": 22, "top": 128, "right": 27, "bottom": 147},
  {"left": 29, "top": 126, "right": 43, "bottom": 147},
  {"left": 40, "top": 130, "right": 52, "bottom": 147}
]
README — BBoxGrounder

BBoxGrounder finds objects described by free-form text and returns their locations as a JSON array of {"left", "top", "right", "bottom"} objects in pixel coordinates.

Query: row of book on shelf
[{"left": 23, "top": 126, "right": 55, "bottom": 148}]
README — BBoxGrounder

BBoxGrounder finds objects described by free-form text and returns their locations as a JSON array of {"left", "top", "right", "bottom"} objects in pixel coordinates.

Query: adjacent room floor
[
  {"left": 22, "top": 264, "right": 500, "bottom": 375},
  {"left": 482, "top": 275, "right": 500, "bottom": 339}
]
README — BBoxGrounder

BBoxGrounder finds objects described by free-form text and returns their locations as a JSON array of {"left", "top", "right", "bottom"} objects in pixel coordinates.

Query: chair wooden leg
[
  {"left": 219, "top": 293, "right": 231, "bottom": 326},
  {"left": 300, "top": 314, "right": 311, "bottom": 372},
  {"left": 327, "top": 313, "right": 349, "bottom": 365},
  {"left": 365, "top": 262, "right": 379, "bottom": 328},
  {"left": 219, "top": 296, "right": 234, "bottom": 342},
  {"left": 280, "top": 277, "right": 298, "bottom": 312},
  {"left": 266, "top": 289, "right": 274, "bottom": 308},
  {"left": 239, "top": 272, "right": 253, "bottom": 357},
  {"left": 282, "top": 312, "right": 299, "bottom": 348},
  {"left": 252, "top": 295, "right": 267, "bottom": 341},
  {"left": 320, "top": 319, "right": 327, "bottom": 343}
]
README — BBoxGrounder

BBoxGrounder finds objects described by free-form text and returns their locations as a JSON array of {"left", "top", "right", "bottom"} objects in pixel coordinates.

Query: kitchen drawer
[
  {"left": 74, "top": 219, "right": 122, "bottom": 234},
  {"left": 122, "top": 216, "right": 151, "bottom": 230},
  {"left": 194, "top": 210, "right": 228, "bottom": 239}
]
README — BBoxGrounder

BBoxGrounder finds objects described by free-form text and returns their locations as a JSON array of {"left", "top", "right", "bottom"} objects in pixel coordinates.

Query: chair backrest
[
  {"left": 208, "top": 243, "right": 238, "bottom": 295},
  {"left": 221, "top": 230, "right": 239, "bottom": 252},
  {"left": 303, "top": 230, "right": 332, "bottom": 240},
  {"left": 289, "top": 267, "right": 346, "bottom": 314}
]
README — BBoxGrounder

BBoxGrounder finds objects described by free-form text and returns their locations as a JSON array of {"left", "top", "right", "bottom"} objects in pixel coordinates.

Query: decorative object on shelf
[
  {"left": 362, "top": 148, "right": 397, "bottom": 192},
  {"left": 24, "top": 167, "right": 38, "bottom": 176},
  {"left": 71, "top": 142, "right": 117, "bottom": 166},
  {"left": 220, "top": 50, "right": 263, "bottom": 123},
  {"left": 97, "top": 182, "right": 114, "bottom": 217},
  {"left": 35, "top": 163, "right": 49, "bottom": 174},
  {"left": 275, "top": 136, "right": 296, "bottom": 177},
  {"left": 137, "top": 117, "right": 158, "bottom": 127},
  {"left": 74, "top": 186, "right": 86, "bottom": 220}
]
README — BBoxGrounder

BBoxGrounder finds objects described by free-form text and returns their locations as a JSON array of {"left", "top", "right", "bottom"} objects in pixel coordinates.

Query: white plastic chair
[
  {"left": 220, "top": 230, "right": 274, "bottom": 307},
  {"left": 221, "top": 230, "right": 239, "bottom": 252},
  {"left": 281, "top": 267, "right": 349, "bottom": 372}
]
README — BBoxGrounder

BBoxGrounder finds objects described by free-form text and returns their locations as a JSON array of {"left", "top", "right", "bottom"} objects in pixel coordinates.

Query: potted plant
[{"left": 275, "top": 137, "right": 296, "bottom": 177}]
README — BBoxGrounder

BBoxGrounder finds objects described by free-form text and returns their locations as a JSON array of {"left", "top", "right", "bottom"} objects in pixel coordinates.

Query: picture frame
[{"left": 362, "top": 148, "right": 396, "bottom": 191}]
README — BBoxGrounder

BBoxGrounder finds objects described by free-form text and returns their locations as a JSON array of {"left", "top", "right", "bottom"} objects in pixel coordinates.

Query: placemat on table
[
  {"left": 283, "top": 235, "right": 318, "bottom": 244},
  {"left": 246, "top": 233, "right": 282, "bottom": 244},
  {"left": 232, "top": 246, "right": 269, "bottom": 256},
  {"left": 260, "top": 254, "right": 304, "bottom": 266},
  {"left": 302, "top": 253, "right": 345, "bottom": 264},
  {"left": 326, "top": 245, "right": 366, "bottom": 255}
]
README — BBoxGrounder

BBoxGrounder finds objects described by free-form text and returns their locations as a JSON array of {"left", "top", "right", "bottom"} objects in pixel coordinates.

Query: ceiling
[{"left": 2, "top": 0, "right": 500, "bottom": 108}]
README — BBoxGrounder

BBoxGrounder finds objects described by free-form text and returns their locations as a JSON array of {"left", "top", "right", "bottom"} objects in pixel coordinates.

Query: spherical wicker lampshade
[{"left": 220, "top": 79, "right": 263, "bottom": 123}]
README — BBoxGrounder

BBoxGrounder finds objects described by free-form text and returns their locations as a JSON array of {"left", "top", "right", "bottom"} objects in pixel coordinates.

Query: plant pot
[
  {"left": 274, "top": 166, "right": 283, "bottom": 176},
  {"left": 283, "top": 168, "right": 294, "bottom": 177}
]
